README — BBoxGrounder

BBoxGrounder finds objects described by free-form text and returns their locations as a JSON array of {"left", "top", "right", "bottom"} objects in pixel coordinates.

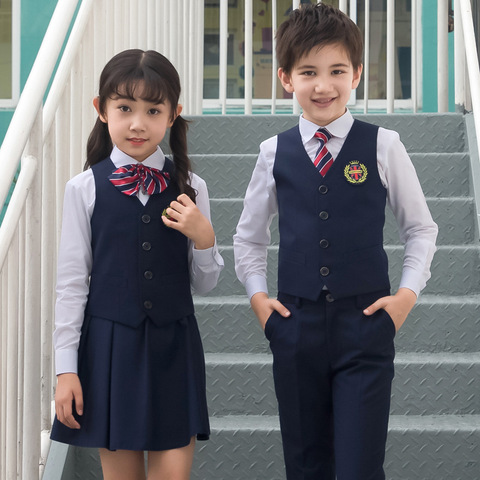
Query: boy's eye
[
  {"left": 301, "top": 71, "right": 316, "bottom": 77},
  {"left": 332, "top": 70, "right": 345, "bottom": 75}
]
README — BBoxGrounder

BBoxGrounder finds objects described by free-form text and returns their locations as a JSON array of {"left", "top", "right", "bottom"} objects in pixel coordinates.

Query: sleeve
[
  {"left": 233, "top": 136, "right": 278, "bottom": 299},
  {"left": 378, "top": 128, "right": 438, "bottom": 296},
  {"left": 53, "top": 173, "right": 94, "bottom": 375},
  {"left": 188, "top": 174, "right": 224, "bottom": 295}
]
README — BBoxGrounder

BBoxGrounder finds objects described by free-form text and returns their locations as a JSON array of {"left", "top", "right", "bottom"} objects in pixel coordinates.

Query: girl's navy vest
[
  {"left": 273, "top": 120, "right": 390, "bottom": 301},
  {"left": 85, "top": 157, "right": 194, "bottom": 327}
]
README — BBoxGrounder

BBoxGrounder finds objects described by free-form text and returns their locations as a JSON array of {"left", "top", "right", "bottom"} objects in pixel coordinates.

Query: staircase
[{"left": 50, "top": 113, "right": 480, "bottom": 480}]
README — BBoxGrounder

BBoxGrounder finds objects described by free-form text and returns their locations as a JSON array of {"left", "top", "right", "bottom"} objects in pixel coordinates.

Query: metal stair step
[
  {"left": 57, "top": 415, "right": 480, "bottom": 479},
  {"left": 204, "top": 352, "right": 480, "bottom": 417},
  {"left": 207, "top": 246, "right": 480, "bottom": 297},
  {"left": 193, "top": 152, "right": 470, "bottom": 199},
  {"left": 194, "top": 295, "right": 480, "bottom": 355},
  {"left": 163, "top": 113, "right": 466, "bottom": 155},
  {"left": 210, "top": 196, "right": 475, "bottom": 246}
]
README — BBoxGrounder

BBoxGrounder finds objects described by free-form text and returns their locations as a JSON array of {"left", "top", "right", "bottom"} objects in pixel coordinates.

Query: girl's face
[{"left": 94, "top": 82, "right": 181, "bottom": 162}]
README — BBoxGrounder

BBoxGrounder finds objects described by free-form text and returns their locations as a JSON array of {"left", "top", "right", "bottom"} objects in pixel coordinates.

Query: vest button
[
  {"left": 144, "top": 270, "right": 153, "bottom": 280},
  {"left": 144, "top": 300, "right": 153, "bottom": 310},
  {"left": 320, "top": 266, "right": 330, "bottom": 276},
  {"left": 142, "top": 242, "right": 152, "bottom": 251},
  {"left": 319, "top": 211, "right": 329, "bottom": 220},
  {"left": 319, "top": 239, "right": 329, "bottom": 248},
  {"left": 141, "top": 214, "right": 151, "bottom": 224},
  {"left": 318, "top": 185, "right": 328, "bottom": 194}
]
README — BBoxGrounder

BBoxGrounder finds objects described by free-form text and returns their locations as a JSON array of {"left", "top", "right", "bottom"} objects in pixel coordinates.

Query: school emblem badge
[{"left": 344, "top": 160, "right": 368, "bottom": 184}]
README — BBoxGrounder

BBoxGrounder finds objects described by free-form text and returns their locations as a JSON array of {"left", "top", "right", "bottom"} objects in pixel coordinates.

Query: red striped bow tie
[{"left": 108, "top": 164, "right": 170, "bottom": 196}]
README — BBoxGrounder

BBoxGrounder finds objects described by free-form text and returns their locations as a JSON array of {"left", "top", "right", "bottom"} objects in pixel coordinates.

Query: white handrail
[
  {"left": 459, "top": 0, "right": 480, "bottom": 147},
  {"left": 0, "top": 0, "right": 80, "bottom": 210}
]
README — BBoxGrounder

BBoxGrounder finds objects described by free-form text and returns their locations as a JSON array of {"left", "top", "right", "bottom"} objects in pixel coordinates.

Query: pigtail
[
  {"left": 84, "top": 118, "right": 112, "bottom": 170},
  {"left": 169, "top": 115, "right": 196, "bottom": 203}
]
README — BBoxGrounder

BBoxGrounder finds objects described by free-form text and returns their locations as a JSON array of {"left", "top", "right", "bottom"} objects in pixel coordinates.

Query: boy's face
[{"left": 278, "top": 43, "right": 362, "bottom": 126}]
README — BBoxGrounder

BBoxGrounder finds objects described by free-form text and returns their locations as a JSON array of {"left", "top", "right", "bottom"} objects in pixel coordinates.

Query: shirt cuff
[
  {"left": 245, "top": 274, "right": 269, "bottom": 300},
  {"left": 55, "top": 348, "right": 78, "bottom": 376},
  {"left": 398, "top": 267, "right": 422, "bottom": 298},
  {"left": 192, "top": 240, "right": 223, "bottom": 266}
]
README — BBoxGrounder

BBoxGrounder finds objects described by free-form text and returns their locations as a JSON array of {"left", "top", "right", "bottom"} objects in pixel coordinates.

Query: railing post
[
  {"left": 244, "top": 0, "right": 253, "bottom": 114},
  {"left": 219, "top": 0, "right": 228, "bottom": 115},
  {"left": 454, "top": 0, "right": 466, "bottom": 111},
  {"left": 438, "top": 0, "right": 449, "bottom": 111},
  {"left": 386, "top": 0, "right": 395, "bottom": 113}
]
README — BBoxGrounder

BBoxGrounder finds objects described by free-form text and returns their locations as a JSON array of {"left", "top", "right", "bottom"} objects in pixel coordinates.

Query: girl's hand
[
  {"left": 363, "top": 287, "right": 417, "bottom": 332},
  {"left": 162, "top": 194, "right": 215, "bottom": 250},
  {"left": 55, "top": 373, "right": 83, "bottom": 429}
]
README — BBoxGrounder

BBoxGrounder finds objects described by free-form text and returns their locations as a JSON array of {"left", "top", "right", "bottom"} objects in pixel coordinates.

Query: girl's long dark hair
[{"left": 85, "top": 49, "right": 195, "bottom": 201}]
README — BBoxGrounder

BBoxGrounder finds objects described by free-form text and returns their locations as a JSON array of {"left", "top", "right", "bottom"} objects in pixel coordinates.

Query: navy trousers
[{"left": 265, "top": 290, "right": 395, "bottom": 480}]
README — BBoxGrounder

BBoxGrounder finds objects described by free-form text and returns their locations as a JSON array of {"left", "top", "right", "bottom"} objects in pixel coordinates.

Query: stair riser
[
  {"left": 211, "top": 197, "right": 475, "bottom": 246},
  {"left": 205, "top": 359, "right": 480, "bottom": 416},
  {"left": 208, "top": 247, "right": 480, "bottom": 297},
  {"left": 195, "top": 300, "right": 480, "bottom": 354},
  {"left": 193, "top": 153, "right": 470, "bottom": 199}
]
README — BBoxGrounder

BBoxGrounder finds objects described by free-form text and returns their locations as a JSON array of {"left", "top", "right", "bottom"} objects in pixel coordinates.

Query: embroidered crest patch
[{"left": 344, "top": 161, "right": 368, "bottom": 184}]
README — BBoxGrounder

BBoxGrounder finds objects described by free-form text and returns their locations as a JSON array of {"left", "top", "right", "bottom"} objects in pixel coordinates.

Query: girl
[{"left": 51, "top": 49, "right": 224, "bottom": 480}]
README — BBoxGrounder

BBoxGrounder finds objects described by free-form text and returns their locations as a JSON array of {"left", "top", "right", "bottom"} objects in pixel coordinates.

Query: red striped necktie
[
  {"left": 313, "top": 128, "right": 334, "bottom": 176},
  {"left": 108, "top": 163, "right": 170, "bottom": 196}
]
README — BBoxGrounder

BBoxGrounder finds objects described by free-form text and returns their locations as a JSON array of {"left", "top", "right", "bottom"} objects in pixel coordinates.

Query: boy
[{"left": 233, "top": 3, "right": 438, "bottom": 480}]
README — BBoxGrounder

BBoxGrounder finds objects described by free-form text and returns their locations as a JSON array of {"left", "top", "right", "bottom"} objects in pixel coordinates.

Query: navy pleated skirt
[{"left": 51, "top": 314, "right": 210, "bottom": 451}]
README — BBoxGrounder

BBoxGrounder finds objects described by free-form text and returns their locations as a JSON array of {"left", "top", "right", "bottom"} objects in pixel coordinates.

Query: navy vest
[
  {"left": 85, "top": 157, "right": 194, "bottom": 327},
  {"left": 274, "top": 120, "right": 390, "bottom": 300}
]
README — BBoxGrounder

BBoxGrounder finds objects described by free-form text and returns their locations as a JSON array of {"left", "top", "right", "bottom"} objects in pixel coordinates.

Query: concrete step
[
  {"left": 207, "top": 246, "right": 480, "bottom": 297},
  {"left": 194, "top": 295, "right": 480, "bottom": 355},
  {"left": 211, "top": 196, "right": 475, "bottom": 246},
  {"left": 163, "top": 114, "right": 467, "bottom": 155},
  {"left": 204, "top": 352, "right": 480, "bottom": 417},
  {"left": 58, "top": 415, "right": 480, "bottom": 479},
  {"left": 193, "top": 152, "right": 470, "bottom": 199}
]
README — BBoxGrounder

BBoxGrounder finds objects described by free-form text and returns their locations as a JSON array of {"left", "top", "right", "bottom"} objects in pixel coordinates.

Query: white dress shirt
[
  {"left": 54, "top": 146, "right": 224, "bottom": 375},
  {"left": 233, "top": 110, "right": 438, "bottom": 300}
]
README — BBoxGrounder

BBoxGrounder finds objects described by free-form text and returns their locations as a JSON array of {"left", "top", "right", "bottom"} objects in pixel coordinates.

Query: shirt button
[
  {"left": 326, "top": 293, "right": 335, "bottom": 303},
  {"left": 319, "top": 239, "right": 329, "bottom": 249},
  {"left": 142, "top": 242, "right": 152, "bottom": 251},
  {"left": 319, "top": 185, "right": 328, "bottom": 194},
  {"left": 319, "top": 211, "right": 329, "bottom": 220},
  {"left": 141, "top": 214, "right": 151, "bottom": 224},
  {"left": 144, "top": 271, "right": 153, "bottom": 280},
  {"left": 320, "top": 267, "right": 330, "bottom": 276},
  {"left": 144, "top": 300, "right": 153, "bottom": 310}
]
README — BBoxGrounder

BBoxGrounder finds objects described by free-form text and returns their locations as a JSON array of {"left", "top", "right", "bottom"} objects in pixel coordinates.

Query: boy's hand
[
  {"left": 55, "top": 373, "right": 83, "bottom": 429},
  {"left": 250, "top": 292, "right": 291, "bottom": 330},
  {"left": 363, "top": 287, "right": 417, "bottom": 332},
  {"left": 162, "top": 194, "right": 215, "bottom": 250}
]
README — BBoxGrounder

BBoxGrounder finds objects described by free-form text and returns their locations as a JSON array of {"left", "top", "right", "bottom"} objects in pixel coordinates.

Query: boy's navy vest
[
  {"left": 273, "top": 120, "right": 390, "bottom": 301},
  {"left": 85, "top": 157, "right": 194, "bottom": 327}
]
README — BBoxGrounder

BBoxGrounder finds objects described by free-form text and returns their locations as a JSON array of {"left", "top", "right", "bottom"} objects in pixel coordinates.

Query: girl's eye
[
  {"left": 119, "top": 105, "right": 131, "bottom": 112},
  {"left": 301, "top": 71, "right": 315, "bottom": 76},
  {"left": 332, "top": 70, "right": 344, "bottom": 75},
  {"left": 148, "top": 108, "right": 160, "bottom": 115}
]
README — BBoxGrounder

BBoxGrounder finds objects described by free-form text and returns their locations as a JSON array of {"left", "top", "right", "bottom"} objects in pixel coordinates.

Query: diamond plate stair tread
[
  {"left": 204, "top": 353, "right": 480, "bottom": 416},
  {"left": 163, "top": 113, "right": 467, "bottom": 154},
  {"left": 211, "top": 196, "right": 475, "bottom": 246},
  {"left": 191, "top": 415, "right": 480, "bottom": 480},
  {"left": 193, "top": 152, "right": 470, "bottom": 199},
  {"left": 208, "top": 246, "right": 480, "bottom": 296},
  {"left": 194, "top": 294, "right": 480, "bottom": 354}
]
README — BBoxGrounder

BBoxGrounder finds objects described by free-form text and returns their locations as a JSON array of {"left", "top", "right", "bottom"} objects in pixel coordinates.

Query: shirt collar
[
  {"left": 110, "top": 145, "right": 166, "bottom": 170},
  {"left": 299, "top": 109, "right": 354, "bottom": 143}
]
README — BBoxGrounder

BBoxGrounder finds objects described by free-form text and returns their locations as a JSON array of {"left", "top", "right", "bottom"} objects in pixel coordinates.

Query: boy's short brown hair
[{"left": 276, "top": 2, "right": 363, "bottom": 73}]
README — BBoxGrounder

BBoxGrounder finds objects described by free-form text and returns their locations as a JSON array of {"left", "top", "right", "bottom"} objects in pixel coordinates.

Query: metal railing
[{"left": 0, "top": 0, "right": 478, "bottom": 478}]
